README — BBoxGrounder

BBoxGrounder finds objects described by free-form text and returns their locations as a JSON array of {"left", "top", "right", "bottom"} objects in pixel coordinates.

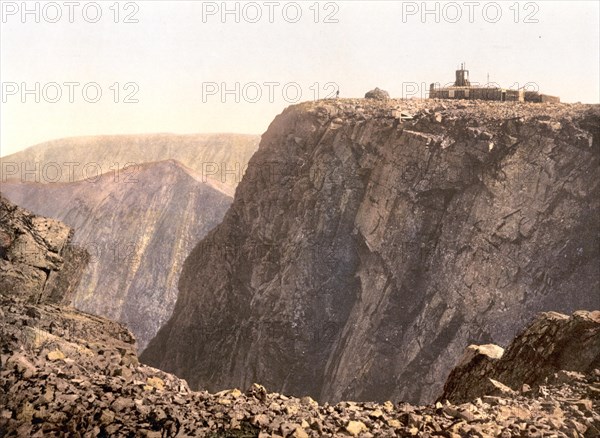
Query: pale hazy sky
[{"left": 1, "top": 0, "right": 599, "bottom": 156}]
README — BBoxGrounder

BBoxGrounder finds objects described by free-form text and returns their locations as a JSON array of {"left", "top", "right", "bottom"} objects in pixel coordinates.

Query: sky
[{"left": 1, "top": 0, "right": 599, "bottom": 156}]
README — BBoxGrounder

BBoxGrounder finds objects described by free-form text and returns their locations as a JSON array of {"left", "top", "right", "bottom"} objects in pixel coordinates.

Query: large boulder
[
  {"left": 364, "top": 87, "right": 390, "bottom": 100},
  {"left": 440, "top": 310, "right": 600, "bottom": 403}
]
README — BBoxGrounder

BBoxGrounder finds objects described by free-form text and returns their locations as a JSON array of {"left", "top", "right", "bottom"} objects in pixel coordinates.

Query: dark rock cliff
[
  {"left": 142, "top": 99, "right": 600, "bottom": 404},
  {"left": 2, "top": 160, "right": 231, "bottom": 350},
  {"left": 0, "top": 195, "right": 88, "bottom": 305}
]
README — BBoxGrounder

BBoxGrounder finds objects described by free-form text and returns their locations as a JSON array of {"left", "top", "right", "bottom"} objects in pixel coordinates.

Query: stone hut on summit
[{"left": 429, "top": 63, "right": 560, "bottom": 103}]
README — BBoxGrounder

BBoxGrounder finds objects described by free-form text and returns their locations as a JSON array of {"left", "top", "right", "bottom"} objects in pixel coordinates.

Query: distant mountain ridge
[
  {"left": 1, "top": 133, "right": 260, "bottom": 196},
  {"left": 1, "top": 159, "right": 232, "bottom": 349}
]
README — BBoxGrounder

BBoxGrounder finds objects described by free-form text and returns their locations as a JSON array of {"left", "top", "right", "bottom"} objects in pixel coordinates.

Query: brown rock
[
  {"left": 7, "top": 354, "right": 37, "bottom": 378},
  {"left": 144, "top": 377, "right": 164, "bottom": 391},
  {"left": 345, "top": 420, "right": 367, "bottom": 436},
  {"left": 250, "top": 414, "right": 270, "bottom": 427},
  {"left": 99, "top": 409, "right": 115, "bottom": 425},
  {"left": 47, "top": 350, "right": 65, "bottom": 361}
]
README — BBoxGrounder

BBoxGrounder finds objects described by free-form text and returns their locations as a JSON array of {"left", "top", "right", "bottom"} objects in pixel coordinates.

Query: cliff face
[
  {"left": 0, "top": 133, "right": 260, "bottom": 196},
  {"left": 0, "top": 195, "right": 88, "bottom": 305},
  {"left": 142, "top": 99, "right": 600, "bottom": 404},
  {"left": 2, "top": 160, "right": 231, "bottom": 349}
]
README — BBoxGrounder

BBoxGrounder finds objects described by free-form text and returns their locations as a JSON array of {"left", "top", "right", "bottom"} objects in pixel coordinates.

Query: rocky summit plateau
[
  {"left": 142, "top": 99, "right": 600, "bottom": 405},
  {"left": 1, "top": 195, "right": 599, "bottom": 437}
]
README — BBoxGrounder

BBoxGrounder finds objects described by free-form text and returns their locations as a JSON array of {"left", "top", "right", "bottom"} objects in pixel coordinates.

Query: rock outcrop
[
  {"left": 440, "top": 310, "right": 600, "bottom": 403},
  {"left": 2, "top": 160, "right": 231, "bottom": 350},
  {"left": 0, "top": 195, "right": 88, "bottom": 305},
  {"left": 364, "top": 88, "right": 390, "bottom": 100},
  {"left": 0, "top": 133, "right": 260, "bottom": 196},
  {"left": 142, "top": 99, "right": 600, "bottom": 404}
]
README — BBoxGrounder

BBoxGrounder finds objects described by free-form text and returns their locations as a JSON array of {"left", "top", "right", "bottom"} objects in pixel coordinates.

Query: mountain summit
[{"left": 141, "top": 99, "right": 600, "bottom": 404}]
